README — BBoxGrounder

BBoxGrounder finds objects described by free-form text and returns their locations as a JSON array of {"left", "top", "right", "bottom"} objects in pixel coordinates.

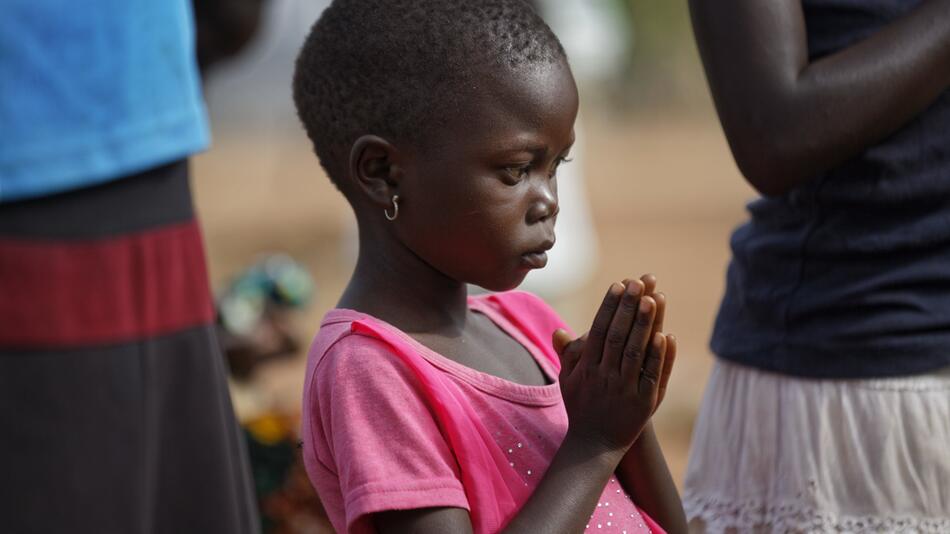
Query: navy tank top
[{"left": 711, "top": 0, "right": 950, "bottom": 378}]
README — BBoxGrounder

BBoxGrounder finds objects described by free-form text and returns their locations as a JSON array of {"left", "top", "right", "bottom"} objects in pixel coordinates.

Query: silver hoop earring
[{"left": 384, "top": 195, "right": 400, "bottom": 221}]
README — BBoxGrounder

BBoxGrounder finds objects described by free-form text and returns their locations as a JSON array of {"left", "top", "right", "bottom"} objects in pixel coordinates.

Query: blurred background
[{"left": 195, "top": 0, "right": 757, "bottom": 531}]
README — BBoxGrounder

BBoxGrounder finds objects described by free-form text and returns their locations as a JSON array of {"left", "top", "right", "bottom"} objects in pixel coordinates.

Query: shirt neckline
[{"left": 320, "top": 296, "right": 562, "bottom": 406}]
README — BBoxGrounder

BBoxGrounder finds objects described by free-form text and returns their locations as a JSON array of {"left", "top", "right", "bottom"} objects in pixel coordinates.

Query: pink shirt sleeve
[{"left": 310, "top": 332, "right": 470, "bottom": 531}]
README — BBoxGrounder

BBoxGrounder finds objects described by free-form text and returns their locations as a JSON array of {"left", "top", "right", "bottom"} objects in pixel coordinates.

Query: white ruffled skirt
[{"left": 683, "top": 359, "right": 950, "bottom": 534}]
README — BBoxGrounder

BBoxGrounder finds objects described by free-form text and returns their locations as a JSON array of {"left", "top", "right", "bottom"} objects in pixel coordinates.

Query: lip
[
  {"left": 521, "top": 238, "right": 555, "bottom": 269},
  {"left": 521, "top": 251, "right": 548, "bottom": 269}
]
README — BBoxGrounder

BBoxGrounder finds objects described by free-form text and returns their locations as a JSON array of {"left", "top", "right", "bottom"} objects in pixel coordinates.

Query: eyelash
[
  {"left": 505, "top": 165, "right": 532, "bottom": 182},
  {"left": 504, "top": 157, "right": 573, "bottom": 183},
  {"left": 555, "top": 156, "right": 574, "bottom": 169}
]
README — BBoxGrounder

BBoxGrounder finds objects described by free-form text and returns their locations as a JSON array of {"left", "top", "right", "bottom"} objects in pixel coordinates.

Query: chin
[{"left": 475, "top": 272, "right": 529, "bottom": 293}]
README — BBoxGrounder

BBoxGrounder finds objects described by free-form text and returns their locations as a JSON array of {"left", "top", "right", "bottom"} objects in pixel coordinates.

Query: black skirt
[{"left": 0, "top": 161, "right": 260, "bottom": 534}]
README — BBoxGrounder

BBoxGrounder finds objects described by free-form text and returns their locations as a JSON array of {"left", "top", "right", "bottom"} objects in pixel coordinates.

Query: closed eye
[
  {"left": 549, "top": 156, "right": 573, "bottom": 178},
  {"left": 504, "top": 164, "right": 532, "bottom": 184}
]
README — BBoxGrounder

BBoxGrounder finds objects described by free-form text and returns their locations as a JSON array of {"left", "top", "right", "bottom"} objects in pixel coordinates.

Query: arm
[
  {"left": 376, "top": 437, "right": 624, "bottom": 533},
  {"left": 376, "top": 436, "right": 623, "bottom": 534},
  {"left": 377, "top": 281, "right": 668, "bottom": 534},
  {"left": 615, "top": 423, "right": 687, "bottom": 534},
  {"left": 689, "top": 0, "right": 950, "bottom": 196}
]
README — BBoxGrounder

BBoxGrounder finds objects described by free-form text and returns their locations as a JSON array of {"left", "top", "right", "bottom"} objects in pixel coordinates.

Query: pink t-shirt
[{"left": 301, "top": 290, "right": 662, "bottom": 534}]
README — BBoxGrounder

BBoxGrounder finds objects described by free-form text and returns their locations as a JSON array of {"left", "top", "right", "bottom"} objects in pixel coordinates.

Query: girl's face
[{"left": 395, "top": 60, "right": 579, "bottom": 292}]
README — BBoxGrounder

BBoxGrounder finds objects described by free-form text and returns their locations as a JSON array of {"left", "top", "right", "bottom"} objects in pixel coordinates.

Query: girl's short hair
[{"left": 292, "top": 0, "right": 566, "bottom": 191}]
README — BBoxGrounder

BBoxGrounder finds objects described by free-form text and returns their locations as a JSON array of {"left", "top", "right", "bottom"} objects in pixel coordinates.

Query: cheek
[
  {"left": 399, "top": 170, "right": 530, "bottom": 262},
  {"left": 413, "top": 178, "right": 523, "bottom": 233},
  {"left": 400, "top": 178, "right": 460, "bottom": 222},
  {"left": 459, "top": 190, "right": 529, "bottom": 243}
]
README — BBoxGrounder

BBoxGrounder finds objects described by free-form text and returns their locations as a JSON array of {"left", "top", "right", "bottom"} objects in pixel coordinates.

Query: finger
[
  {"left": 585, "top": 282, "right": 625, "bottom": 367},
  {"left": 553, "top": 328, "right": 572, "bottom": 356},
  {"left": 555, "top": 331, "right": 584, "bottom": 379},
  {"left": 639, "top": 332, "right": 666, "bottom": 397},
  {"left": 620, "top": 295, "right": 656, "bottom": 379},
  {"left": 602, "top": 279, "right": 644, "bottom": 371},
  {"left": 640, "top": 273, "right": 657, "bottom": 296},
  {"left": 622, "top": 276, "right": 653, "bottom": 297},
  {"left": 656, "top": 334, "right": 677, "bottom": 409},
  {"left": 652, "top": 292, "right": 666, "bottom": 334}
]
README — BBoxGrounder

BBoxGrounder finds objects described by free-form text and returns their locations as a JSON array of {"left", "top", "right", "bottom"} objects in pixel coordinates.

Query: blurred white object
[{"left": 535, "top": 0, "right": 631, "bottom": 84}]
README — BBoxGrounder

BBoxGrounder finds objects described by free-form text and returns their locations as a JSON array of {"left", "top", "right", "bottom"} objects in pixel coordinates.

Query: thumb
[
  {"left": 553, "top": 329, "right": 584, "bottom": 378},
  {"left": 553, "top": 328, "right": 572, "bottom": 355}
]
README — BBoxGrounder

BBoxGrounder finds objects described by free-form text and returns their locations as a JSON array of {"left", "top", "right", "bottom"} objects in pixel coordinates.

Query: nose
[{"left": 526, "top": 180, "right": 559, "bottom": 224}]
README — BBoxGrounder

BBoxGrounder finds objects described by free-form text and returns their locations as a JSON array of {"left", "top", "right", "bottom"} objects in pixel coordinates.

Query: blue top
[
  {"left": 0, "top": 0, "right": 209, "bottom": 203},
  {"left": 711, "top": 0, "right": 950, "bottom": 378}
]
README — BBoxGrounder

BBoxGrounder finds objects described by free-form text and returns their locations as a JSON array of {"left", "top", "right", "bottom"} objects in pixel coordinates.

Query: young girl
[{"left": 292, "top": 1, "right": 687, "bottom": 532}]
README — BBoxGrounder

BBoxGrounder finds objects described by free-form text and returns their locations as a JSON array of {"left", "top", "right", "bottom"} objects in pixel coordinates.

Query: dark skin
[
  {"left": 340, "top": 63, "right": 573, "bottom": 385},
  {"left": 337, "top": 59, "right": 686, "bottom": 533},
  {"left": 689, "top": 0, "right": 950, "bottom": 196},
  {"left": 554, "top": 276, "right": 685, "bottom": 534},
  {"left": 611, "top": 279, "right": 683, "bottom": 533}
]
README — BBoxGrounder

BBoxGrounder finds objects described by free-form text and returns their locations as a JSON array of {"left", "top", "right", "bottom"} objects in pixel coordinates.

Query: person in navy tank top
[{"left": 683, "top": 0, "right": 950, "bottom": 531}]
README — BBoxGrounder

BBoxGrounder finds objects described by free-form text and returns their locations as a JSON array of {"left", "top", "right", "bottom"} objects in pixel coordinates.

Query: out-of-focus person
[
  {"left": 0, "top": 1, "right": 260, "bottom": 532},
  {"left": 683, "top": 0, "right": 950, "bottom": 531}
]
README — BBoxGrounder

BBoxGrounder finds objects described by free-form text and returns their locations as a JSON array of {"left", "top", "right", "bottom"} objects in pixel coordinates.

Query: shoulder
[
  {"left": 308, "top": 320, "right": 420, "bottom": 396},
  {"left": 471, "top": 291, "right": 572, "bottom": 372},
  {"left": 474, "top": 290, "right": 571, "bottom": 335},
  {"left": 302, "top": 319, "right": 470, "bottom": 532},
  {"left": 475, "top": 289, "right": 558, "bottom": 317},
  {"left": 303, "top": 317, "right": 442, "bottom": 451}
]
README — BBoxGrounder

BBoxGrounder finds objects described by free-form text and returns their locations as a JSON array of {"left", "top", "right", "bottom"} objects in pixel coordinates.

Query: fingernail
[
  {"left": 639, "top": 297, "right": 653, "bottom": 314},
  {"left": 609, "top": 283, "right": 623, "bottom": 296}
]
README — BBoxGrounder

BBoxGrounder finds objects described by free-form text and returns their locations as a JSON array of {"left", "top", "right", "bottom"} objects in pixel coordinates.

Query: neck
[{"left": 338, "top": 222, "right": 470, "bottom": 335}]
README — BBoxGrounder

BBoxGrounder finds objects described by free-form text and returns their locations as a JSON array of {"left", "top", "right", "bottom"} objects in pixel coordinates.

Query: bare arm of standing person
[
  {"left": 375, "top": 280, "right": 676, "bottom": 534},
  {"left": 689, "top": 0, "right": 950, "bottom": 196}
]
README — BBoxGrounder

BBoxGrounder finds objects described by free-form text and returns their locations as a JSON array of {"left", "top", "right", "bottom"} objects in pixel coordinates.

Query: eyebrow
[
  {"left": 495, "top": 144, "right": 545, "bottom": 158},
  {"left": 492, "top": 136, "right": 575, "bottom": 158}
]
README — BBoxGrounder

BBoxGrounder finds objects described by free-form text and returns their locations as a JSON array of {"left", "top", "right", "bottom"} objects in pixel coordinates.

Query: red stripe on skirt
[{"left": 0, "top": 221, "right": 215, "bottom": 347}]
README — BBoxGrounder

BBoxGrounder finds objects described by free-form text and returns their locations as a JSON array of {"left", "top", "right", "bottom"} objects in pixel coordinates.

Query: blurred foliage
[
  {"left": 598, "top": 0, "right": 708, "bottom": 114},
  {"left": 626, "top": 0, "right": 694, "bottom": 66}
]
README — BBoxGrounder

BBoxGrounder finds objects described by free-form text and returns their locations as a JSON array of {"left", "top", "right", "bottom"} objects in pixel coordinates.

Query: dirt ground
[{"left": 191, "top": 110, "right": 757, "bottom": 490}]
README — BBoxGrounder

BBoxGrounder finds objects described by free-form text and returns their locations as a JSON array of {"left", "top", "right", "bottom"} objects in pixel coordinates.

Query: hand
[
  {"left": 552, "top": 278, "right": 669, "bottom": 454},
  {"left": 624, "top": 274, "right": 676, "bottom": 411},
  {"left": 555, "top": 275, "right": 677, "bottom": 414}
]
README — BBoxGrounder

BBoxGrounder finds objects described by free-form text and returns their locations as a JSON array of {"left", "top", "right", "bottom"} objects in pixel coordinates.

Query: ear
[{"left": 348, "top": 135, "right": 402, "bottom": 209}]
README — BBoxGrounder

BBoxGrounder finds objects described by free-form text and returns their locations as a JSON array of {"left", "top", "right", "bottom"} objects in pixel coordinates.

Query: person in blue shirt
[
  {"left": 683, "top": 0, "right": 950, "bottom": 531},
  {"left": 0, "top": 2, "right": 259, "bottom": 532}
]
